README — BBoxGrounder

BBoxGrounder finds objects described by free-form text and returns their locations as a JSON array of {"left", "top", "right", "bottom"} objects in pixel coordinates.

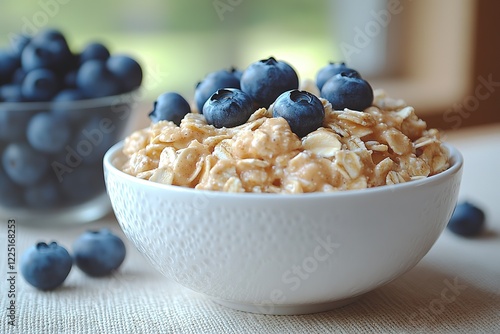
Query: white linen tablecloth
[{"left": 1, "top": 124, "right": 499, "bottom": 334}]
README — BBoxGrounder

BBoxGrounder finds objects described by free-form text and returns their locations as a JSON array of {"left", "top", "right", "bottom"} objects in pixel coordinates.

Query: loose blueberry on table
[
  {"left": 20, "top": 241, "right": 73, "bottom": 290},
  {"left": 447, "top": 201, "right": 486, "bottom": 237},
  {"left": 73, "top": 229, "right": 126, "bottom": 277}
]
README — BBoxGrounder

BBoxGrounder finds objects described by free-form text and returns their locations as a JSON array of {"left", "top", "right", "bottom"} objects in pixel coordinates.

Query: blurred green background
[{"left": 0, "top": 0, "right": 341, "bottom": 105}]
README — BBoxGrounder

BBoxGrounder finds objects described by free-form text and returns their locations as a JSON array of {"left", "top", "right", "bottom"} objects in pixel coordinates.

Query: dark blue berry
[
  {"left": 2, "top": 142, "right": 50, "bottom": 186},
  {"left": 12, "top": 68, "right": 27, "bottom": 85},
  {"left": 24, "top": 178, "right": 60, "bottom": 209},
  {"left": 51, "top": 89, "right": 87, "bottom": 123},
  {"left": 316, "top": 62, "right": 360, "bottom": 91},
  {"left": 79, "top": 42, "right": 110, "bottom": 63},
  {"left": 27, "top": 112, "right": 72, "bottom": 154},
  {"left": 272, "top": 90, "right": 325, "bottom": 138},
  {"left": 59, "top": 164, "right": 105, "bottom": 203},
  {"left": 22, "top": 68, "right": 59, "bottom": 101},
  {"left": 320, "top": 72, "right": 373, "bottom": 111},
  {"left": 106, "top": 55, "right": 142, "bottom": 93},
  {"left": 0, "top": 84, "right": 24, "bottom": 102},
  {"left": 240, "top": 57, "right": 299, "bottom": 108},
  {"left": 0, "top": 50, "right": 20, "bottom": 85},
  {"left": 0, "top": 166, "right": 24, "bottom": 207},
  {"left": 0, "top": 106, "right": 34, "bottom": 142},
  {"left": 21, "top": 38, "right": 73, "bottom": 73},
  {"left": 195, "top": 69, "right": 241, "bottom": 113},
  {"left": 73, "top": 229, "right": 126, "bottom": 277},
  {"left": 10, "top": 34, "right": 31, "bottom": 56},
  {"left": 76, "top": 60, "right": 121, "bottom": 98},
  {"left": 203, "top": 88, "right": 254, "bottom": 128},
  {"left": 447, "top": 202, "right": 486, "bottom": 237},
  {"left": 149, "top": 92, "right": 191, "bottom": 125},
  {"left": 20, "top": 242, "right": 72, "bottom": 290}
]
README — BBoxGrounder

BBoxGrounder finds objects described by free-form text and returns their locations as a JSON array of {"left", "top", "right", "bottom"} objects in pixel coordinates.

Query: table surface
[{"left": 1, "top": 124, "right": 499, "bottom": 334}]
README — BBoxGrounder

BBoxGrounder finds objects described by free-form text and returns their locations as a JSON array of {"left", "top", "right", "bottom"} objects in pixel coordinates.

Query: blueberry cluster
[
  {"left": 20, "top": 228, "right": 126, "bottom": 290},
  {"left": 0, "top": 29, "right": 142, "bottom": 211},
  {"left": 149, "top": 57, "right": 373, "bottom": 138}
]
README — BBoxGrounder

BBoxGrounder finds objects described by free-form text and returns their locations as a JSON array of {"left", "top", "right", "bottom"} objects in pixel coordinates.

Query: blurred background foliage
[{"left": 0, "top": 0, "right": 340, "bottom": 104}]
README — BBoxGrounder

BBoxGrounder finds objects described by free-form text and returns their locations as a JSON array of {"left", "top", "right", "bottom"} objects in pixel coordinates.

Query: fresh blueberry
[
  {"left": 272, "top": 90, "right": 325, "bottom": 137},
  {"left": 79, "top": 42, "right": 110, "bottom": 63},
  {"left": 24, "top": 178, "right": 61, "bottom": 209},
  {"left": 2, "top": 142, "right": 50, "bottom": 186},
  {"left": 320, "top": 72, "right": 374, "bottom": 111},
  {"left": 12, "top": 68, "right": 27, "bottom": 84},
  {"left": 27, "top": 112, "right": 72, "bottom": 154},
  {"left": 194, "top": 69, "right": 241, "bottom": 113},
  {"left": 63, "top": 70, "right": 78, "bottom": 88},
  {"left": 203, "top": 88, "right": 254, "bottom": 128},
  {"left": 70, "top": 115, "right": 117, "bottom": 165},
  {"left": 51, "top": 89, "right": 87, "bottom": 123},
  {"left": 20, "top": 242, "right": 72, "bottom": 290},
  {"left": 240, "top": 57, "right": 299, "bottom": 108},
  {"left": 0, "top": 84, "right": 24, "bottom": 102},
  {"left": 0, "top": 107, "right": 34, "bottom": 142},
  {"left": 59, "top": 164, "right": 105, "bottom": 202},
  {"left": 149, "top": 92, "right": 191, "bottom": 125},
  {"left": 22, "top": 68, "right": 59, "bottom": 101},
  {"left": 447, "top": 202, "right": 486, "bottom": 237},
  {"left": 106, "top": 55, "right": 142, "bottom": 93},
  {"left": 73, "top": 228, "right": 126, "bottom": 277},
  {"left": 0, "top": 50, "right": 20, "bottom": 84},
  {"left": 10, "top": 34, "right": 31, "bottom": 56},
  {"left": 230, "top": 67, "right": 243, "bottom": 81},
  {"left": 32, "top": 28, "right": 67, "bottom": 43},
  {"left": 76, "top": 60, "right": 122, "bottom": 98},
  {"left": 0, "top": 166, "right": 24, "bottom": 207},
  {"left": 316, "top": 62, "right": 360, "bottom": 91},
  {"left": 21, "top": 39, "right": 73, "bottom": 73}
]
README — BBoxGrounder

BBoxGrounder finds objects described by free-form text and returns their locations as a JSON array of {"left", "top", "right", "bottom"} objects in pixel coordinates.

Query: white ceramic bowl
[{"left": 104, "top": 142, "right": 463, "bottom": 315}]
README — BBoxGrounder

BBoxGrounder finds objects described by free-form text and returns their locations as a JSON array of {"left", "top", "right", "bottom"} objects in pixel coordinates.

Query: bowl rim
[
  {"left": 0, "top": 89, "right": 140, "bottom": 111},
  {"left": 103, "top": 140, "right": 463, "bottom": 199}
]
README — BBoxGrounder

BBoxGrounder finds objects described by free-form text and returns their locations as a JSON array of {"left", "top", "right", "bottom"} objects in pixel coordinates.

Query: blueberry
[
  {"left": 316, "top": 62, "right": 360, "bottom": 91},
  {"left": 106, "top": 55, "right": 142, "bottom": 93},
  {"left": 22, "top": 68, "right": 59, "bottom": 101},
  {"left": 32, "top": 28, "right": 67, "bottom": 43},
  {"left": 320, "top": 72, "right": 374, "bottom": 111},
  {"left": 194, "top": 69, "right": 241, "bottom": 113},
  {"left": 24, "top": 178, "right": 61, "bottom": 209},
  {"left": 149, "top": 92, "right": 191, "bottom": 125},
  {"left": 20, "top": 242, "right": 72, "bottom": 290},
  {"left": 0, "top": 84, "right": 24, "bottom": 102},
  {"left": 51, "top": 89, "right": 87, "bottom": 123},
  {"left": 2, "top": 142, "right": 50, "bottom": 186},
  {"left": 0, "top": 107, "right": 34, "bottom": 142},
  {"left": 73, "top": 229, "right": 126, "bottom": 277},
  {"left": 12, "top": 67, "right": 27, "bottom": 84},
  {"left": 230, "top": 67, "right": 243, "bottom": 81},
  {"left": 21, "top": 39, "right": 73, "bottom": 73},
  {"left": 27, "top": 112, "right": 72, "bottom": 154},
  {"left": 63, "top": 70, "right": 78, "bottom": 88},
  {"left": 76, "top": 60, "right": 122, "bottom": 98},
  {"left": 21, "top": 43, "right": 52, "bottom": 72},
  {"left": 10, "top": 34, "right": 31, "bottom": 56},
  {"left": 240, "top": 57, "right": 299, "bottom": 108},
  {"left": 447, "top": 202, "right": 486, "bottom": 237},
  {"left": 79, "top": 42, "right": 110, "bottom": 63},
  {"left": 203, "top": 88, "right": 254, "bottom": 128},
  {"left": 272, "top": 90, "right": 325, "bottom": 137},
  {"left": 0, "top": 166, "right": 24, "bottom": 207},
  {"left": 59, "top": 164, "right": 105, "bottom": 202},
  {"left": 0, "top": 50, "right": 20, "bottom": 84}
]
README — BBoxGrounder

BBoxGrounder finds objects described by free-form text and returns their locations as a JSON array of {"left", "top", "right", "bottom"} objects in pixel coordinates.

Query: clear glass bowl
[{"left": 0, "top": 91, "right": 139, "bottom": 226}]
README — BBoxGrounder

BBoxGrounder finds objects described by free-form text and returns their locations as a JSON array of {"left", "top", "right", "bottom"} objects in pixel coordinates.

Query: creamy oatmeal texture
[{"left": 119, "top": 88, "right": 450, "bottom": 193}]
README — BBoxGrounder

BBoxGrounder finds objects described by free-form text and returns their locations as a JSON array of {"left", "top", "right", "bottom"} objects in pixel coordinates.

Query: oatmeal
[{"left": 118, "top": 88, "right": 450, "bottom": 193}]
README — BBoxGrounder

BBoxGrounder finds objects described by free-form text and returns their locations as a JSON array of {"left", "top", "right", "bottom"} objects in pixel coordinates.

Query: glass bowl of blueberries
[{"left": 0, "top": 29, "right": 142, "bottom": 225}]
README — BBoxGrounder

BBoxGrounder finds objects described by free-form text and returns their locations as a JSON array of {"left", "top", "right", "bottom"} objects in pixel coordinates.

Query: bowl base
[{"left": 210, "top": 295, "right": 363, "bottom": 315}]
